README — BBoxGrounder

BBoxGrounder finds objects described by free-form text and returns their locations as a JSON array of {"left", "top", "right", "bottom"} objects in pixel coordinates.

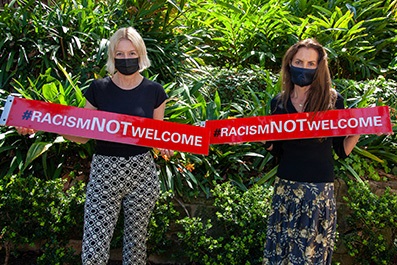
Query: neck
[
  {"left": 291, "top": 87, "right": 308, "bottom": 101},
  {"left": 291, "top": 87, "right": 308, "bottom": 111},
  {"left": 112, "top": 72, "right": 143, "bottom": 90}
]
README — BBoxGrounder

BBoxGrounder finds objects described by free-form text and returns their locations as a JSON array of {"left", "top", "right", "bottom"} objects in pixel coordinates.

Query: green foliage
[
  {"left": 0, "top": 0, "right": 107, "bottom": 90},
  {"left": 178, "top": 0, "right": 397, "bottom": 79},
  {"left": 0, "top": 0, "right": 199, "bottom": 91},
  {"left": 0, "top": 70, "right": 91, "bottom": 263},
  {"left": 158, "top": 67, "right": 279, "bottom": 196},
  {"left": 337, "top": 152, "right": 387, "bottom": 182},
  {"left": 0, "top": 174, "right": 85, "bottom": 263},
  {"left": 334, "top": 76, "right": 397, "bottom": 109},
  {"left": 147, "top": 191, "right": 180, "bottom": 257},
  {"left": 0, "top": 69, "right": 92, "bottom": 181},
  {"left": 176, "top": 182, "right": 273, "bottom": 264},
  {"left": 334, "top": 77, "right": 397, "bottom": 179},
  {"left": 12, "top": 66, "right": 87, "bottom": 107},
  {"left": 201, "top": 66, "right": 277, "bottom": 109},
  {"left": 287, "top": 0, "right": 397, "bottom": 79},
  {"left": 181, "top": 0, "right": 296, "bottom": 69},
  {"left": 343, "top": 181, "right": 397, "bottom": 264},
  {"left": 1, "top": 0, "right": 397, "bottom": 263}
]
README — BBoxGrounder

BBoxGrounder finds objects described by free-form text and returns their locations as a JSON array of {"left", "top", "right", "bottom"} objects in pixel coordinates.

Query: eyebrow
[
  {"left": 294, "top": 58, "right": 316, "bottom": 62},
  {"left": 115, "top": 50, "right": 137, "bottom": 54}
]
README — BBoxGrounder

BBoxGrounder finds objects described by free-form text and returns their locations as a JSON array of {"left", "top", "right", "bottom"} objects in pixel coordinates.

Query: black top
[
  {"left": 268, "top": 93, "right": 347, "bottom": 183},
  {"left": 84, "top": 76, "right": 168, "bottom": 157}
]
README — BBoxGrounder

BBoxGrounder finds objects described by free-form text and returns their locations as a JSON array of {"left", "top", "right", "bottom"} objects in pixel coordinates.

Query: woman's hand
[
  {"left": 158, "top": 148, "right": 174, "bottom": 158},
  {"left": 15, "top": 126, "right": 36, "bottom": 135}
]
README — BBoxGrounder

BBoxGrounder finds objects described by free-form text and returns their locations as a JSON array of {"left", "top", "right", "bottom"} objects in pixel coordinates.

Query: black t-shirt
[
  {"left": 84, "top": 76, "right": 168, "bottom": 157},
  {"left": 268, "top": 93, "right": 347, "bottom": 183}
]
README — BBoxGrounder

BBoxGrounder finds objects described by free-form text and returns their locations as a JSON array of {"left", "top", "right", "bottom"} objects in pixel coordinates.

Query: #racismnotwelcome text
[
  {"left": 212, "top": 116, "right": 383, "bottom": 138},
  {"left": 26, "top": 110, "right": 204, "bottom": 147}
]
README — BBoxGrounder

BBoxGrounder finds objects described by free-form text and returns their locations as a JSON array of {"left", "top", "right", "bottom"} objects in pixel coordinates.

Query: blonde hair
[
  {"left": 279, "top": 38, "right": 336, "bottom": 112},
  {"left": 106, "top": 27, "right": 151, "bottom": 74}
]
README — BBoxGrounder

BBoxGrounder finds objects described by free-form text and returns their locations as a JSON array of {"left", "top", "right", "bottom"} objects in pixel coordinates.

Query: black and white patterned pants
[{"left": 81, "top": 152, "right": 160, "bottom": 265}]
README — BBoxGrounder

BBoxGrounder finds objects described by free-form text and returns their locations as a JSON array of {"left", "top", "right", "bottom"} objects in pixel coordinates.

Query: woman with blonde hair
[
  {"left": 77, "top": 27, "right": 173, "bottom": 265},
  {"left": 60, "top": 27, "right": 172, "bottom": 265}
]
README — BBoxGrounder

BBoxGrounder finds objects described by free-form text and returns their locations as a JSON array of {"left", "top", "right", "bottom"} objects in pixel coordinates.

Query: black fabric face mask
[
  {"left": 115, "top": 58, "right": 139, "bottom": 75},
  {"left": 290, "top": 65, "right": 317, "bottom": 87}
]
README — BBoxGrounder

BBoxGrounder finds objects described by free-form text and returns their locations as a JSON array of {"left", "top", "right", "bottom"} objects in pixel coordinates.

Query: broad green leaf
[{"left": 22, "top": 142, "right": 53, "bottom": 172}]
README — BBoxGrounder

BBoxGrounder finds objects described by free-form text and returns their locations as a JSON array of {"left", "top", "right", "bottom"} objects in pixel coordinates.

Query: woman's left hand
[{"left": 158, "top": 148, "right": 174, "bottom": 158}]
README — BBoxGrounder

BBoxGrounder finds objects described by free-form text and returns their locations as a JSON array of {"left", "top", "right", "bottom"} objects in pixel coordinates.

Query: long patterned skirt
[{"left": 263, "top": 177, "right": 336, "bottom": 265}]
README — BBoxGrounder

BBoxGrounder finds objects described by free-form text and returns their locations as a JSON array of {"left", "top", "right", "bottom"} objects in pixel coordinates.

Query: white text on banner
[
  {"left": 0, "top": 96, "right": 210, "bottom": 155},
  {"left": 206, "top": 106, "right": 393, "bottom": 144}
]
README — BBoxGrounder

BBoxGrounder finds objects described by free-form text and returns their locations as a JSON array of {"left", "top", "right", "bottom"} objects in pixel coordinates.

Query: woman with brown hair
[{"left": 262, "top": 39, "right": 360, "bottom": 264}]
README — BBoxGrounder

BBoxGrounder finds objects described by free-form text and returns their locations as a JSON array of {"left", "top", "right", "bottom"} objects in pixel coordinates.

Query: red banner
[
  {"left": 1, "top": 96, "right": 393, "bottom": 152},
  {"left": 0, "top": 96, "right": 210, "bottom": 155},
  {"left": 206, "top": 106, "right": 393, "bottom": 144}
]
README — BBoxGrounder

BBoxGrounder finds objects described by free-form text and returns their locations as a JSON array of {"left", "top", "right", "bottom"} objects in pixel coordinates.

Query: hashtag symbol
[
  {"left": 21, "top": 110, "right": 33, "bottom": 120},
  {"left": 213, "top": 128, "right": 221, "bottom": 137}
]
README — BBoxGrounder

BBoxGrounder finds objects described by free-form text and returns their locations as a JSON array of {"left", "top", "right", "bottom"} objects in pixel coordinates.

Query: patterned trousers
[{"left": 81, "top": 152, "right": 160, "bottom": 265}]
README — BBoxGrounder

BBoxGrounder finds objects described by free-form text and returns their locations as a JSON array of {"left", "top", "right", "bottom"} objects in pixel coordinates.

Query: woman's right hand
[{"left": 15, "top": 126, "right": 36, "bottom": 135}]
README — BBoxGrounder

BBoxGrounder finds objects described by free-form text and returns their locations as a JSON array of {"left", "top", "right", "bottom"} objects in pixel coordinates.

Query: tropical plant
[
  {"left": 333, "top": 77, "right": 397, "bottom": 180},
  {"left": 0, "top": 0, "right": 199, "bottom": 93},
  {"left": 156, "top": 66, "right": 281, "bottom": 196},
  {"left": 0, "top": 0, "right": 107, "bottom": 91},
  {"left": 180, "top": 0, "right": 296, "bottom": 69}
]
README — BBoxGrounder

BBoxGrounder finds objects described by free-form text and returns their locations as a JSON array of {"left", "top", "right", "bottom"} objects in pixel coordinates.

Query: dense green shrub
[
  {"left": 333, "top": 77, "right": 397, "bottom": 180},
  {"left": 154, "top": 67, "right": 279, "bottom": 196},
  {"left": 176, "top": 182, "right": 273, "bottom": 264},
  {"left": 199, "top": 66, "right": 278, "bottom": 107},
  {"left": 181, "top": 0, "right": 297, "bottom": 70},
  {"left": 0, "top": 174, "right": 85, "bottom": 264},
  {"left": 342, "top": 181, "right": 397, "bottom": 264}
]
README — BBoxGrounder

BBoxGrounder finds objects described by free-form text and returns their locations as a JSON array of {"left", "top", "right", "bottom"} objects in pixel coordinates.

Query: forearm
[
  {"left": 343, "top": 135, "right": 360, "bottom": 156},
  {"left": 61, "top": 134, "right": 90, "bottom": 144}
]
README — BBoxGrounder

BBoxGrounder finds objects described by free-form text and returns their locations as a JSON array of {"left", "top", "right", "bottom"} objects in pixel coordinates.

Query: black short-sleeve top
[{"left": 84, "top": 76, "right": 168, "bottom": 157}]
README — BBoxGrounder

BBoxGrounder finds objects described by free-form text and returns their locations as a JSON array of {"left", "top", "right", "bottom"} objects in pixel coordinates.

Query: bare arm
[
  {"left": 153, "top": 101, "right": 166, "bottom": 121},
  {"left": 343, "top": 135, "right": 360, "bottom": 156}
]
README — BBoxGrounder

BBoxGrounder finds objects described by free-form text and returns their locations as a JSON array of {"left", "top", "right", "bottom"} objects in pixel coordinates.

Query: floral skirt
[{"left": 263, "top": 177, "right": 336, "bottom": 265}]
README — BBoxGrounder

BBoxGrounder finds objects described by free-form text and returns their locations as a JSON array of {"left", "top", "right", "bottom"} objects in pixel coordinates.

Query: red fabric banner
[
  {"left": 1, "top": 96, "right": 393, "bottom": 152},
  {"left": 206, "top": 106, "right": 393, "bottom": 144},
  {"left": 0, "top": 96, "right": 210, "bottom": 155}
]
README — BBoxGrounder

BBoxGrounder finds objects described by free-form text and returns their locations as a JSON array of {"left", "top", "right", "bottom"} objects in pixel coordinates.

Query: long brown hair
[{"left": 279, "top": 38, "right": 336, "bottom": 112}]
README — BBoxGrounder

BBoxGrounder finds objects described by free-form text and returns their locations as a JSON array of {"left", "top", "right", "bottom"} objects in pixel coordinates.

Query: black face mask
[
  {"left": 290, "top": 65, "right": 317, "bottom": 87},
  {"left": 115, "top": 58, "right": 139, "bottom": 75}
]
